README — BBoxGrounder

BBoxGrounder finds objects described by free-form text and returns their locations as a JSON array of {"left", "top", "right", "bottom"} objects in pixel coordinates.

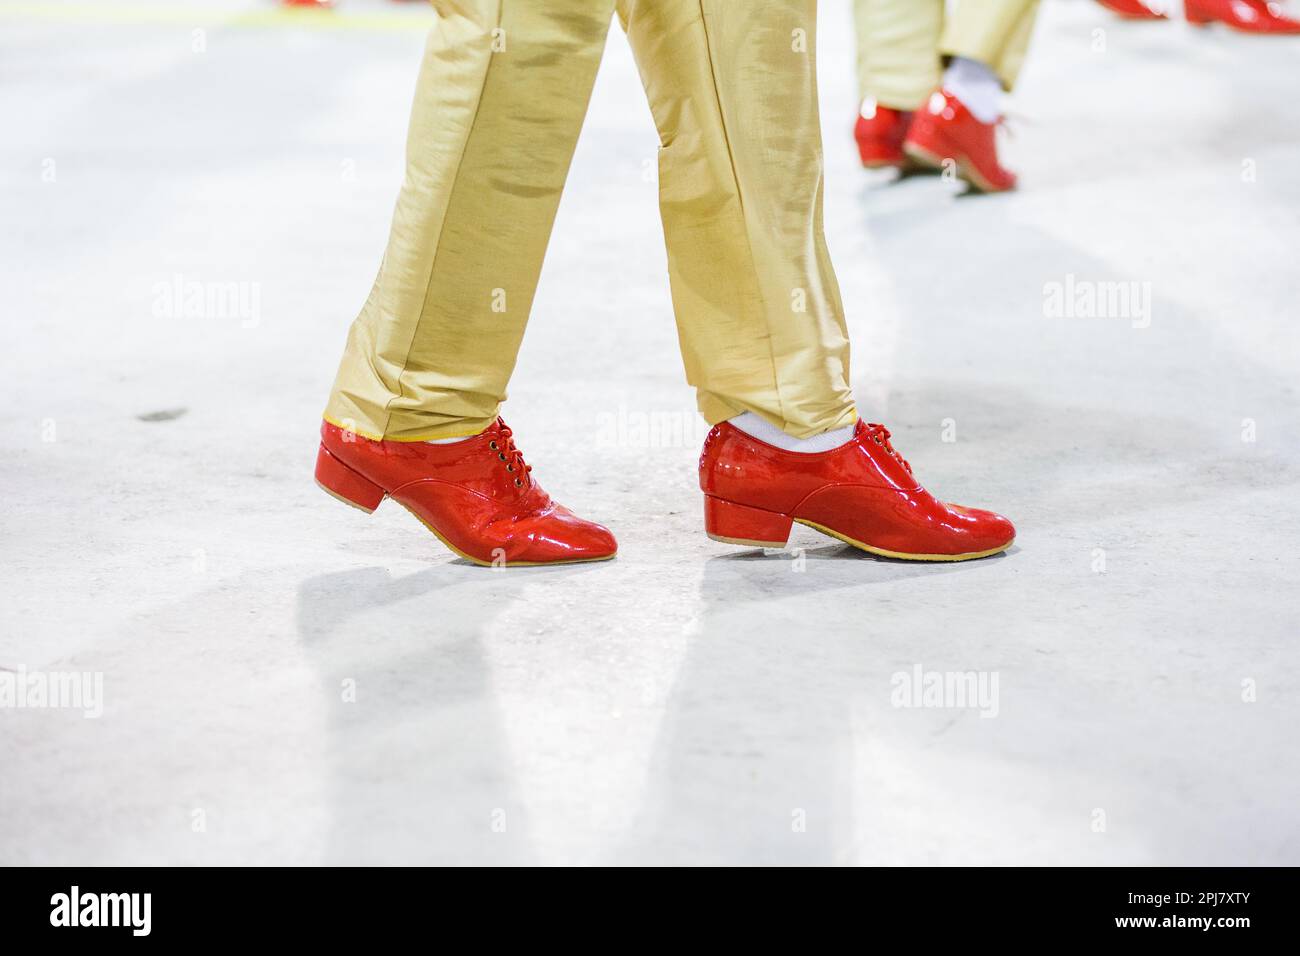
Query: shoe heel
[
  {"left": 315, "top": 445, "right": 384, "bottom": 513},
  {"left": 704, "top": 496, "right": 793, "bottom": 548}
]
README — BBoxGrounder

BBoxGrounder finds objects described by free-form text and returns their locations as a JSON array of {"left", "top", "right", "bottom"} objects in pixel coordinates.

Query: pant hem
[{"left": 321, "top": 412, "right": 491, "bottom": 443}]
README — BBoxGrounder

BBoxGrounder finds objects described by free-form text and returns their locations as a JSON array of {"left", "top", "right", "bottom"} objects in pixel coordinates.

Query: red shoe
[
  {"left": 315, "top": 418, "right": 617, "bottom": 566},
  {"left": 854, "top": 100, "right": 914, "bottom": 169},
  {"left": 282, "top": 0, "right": 333, "bottom": 7},
  {"left": 699, "top": 421, "right": 1014, "bottom": 561},
  {"left": 903, "top": 88, "right": 1017, "bottom": 193},
  {"left": 1186, "top": 0, "right": 1300, "bottom": 32},
  {"left": 1094, "top": 0, "right": 1169, "bottom": 18}
]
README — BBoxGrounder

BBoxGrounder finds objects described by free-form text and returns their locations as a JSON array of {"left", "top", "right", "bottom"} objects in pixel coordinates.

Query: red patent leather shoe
[
  {"left": 903, "top": 88, "right": 1017, "bottom": 194},
  {"left": 1094, "top": 0, "right": 1168, "bottom": 18},
  {"left": 315, "top": 419, "right": 617, "bottom": 566},
  {"left": 1186, "top": 0, "right": 1300, "bottom": 32},
  {"left": 699, "top": 420, "right": 1015, "bottom": 561},
  {"left": 854, "top": 100, "right": 914, "bottom": 169}
]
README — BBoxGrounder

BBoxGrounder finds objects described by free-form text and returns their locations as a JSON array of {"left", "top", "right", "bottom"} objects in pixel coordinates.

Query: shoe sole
[
  {"left": 707, "top": 520, "right": 1013, "bottom": 562},
  {"left": 859, "top": 156, "right": 925, "bottom": 172},
  {"left": 903, "top": 141, "right": 1011, "bottom": 195},
  {"left": 796, "top": 519, "right": 1012, "bottom": 562}
]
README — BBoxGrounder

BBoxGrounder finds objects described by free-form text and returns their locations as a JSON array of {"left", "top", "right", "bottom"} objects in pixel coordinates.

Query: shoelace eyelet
[{"left": 493, "top": 423, "right": 532, "bottom": 487}]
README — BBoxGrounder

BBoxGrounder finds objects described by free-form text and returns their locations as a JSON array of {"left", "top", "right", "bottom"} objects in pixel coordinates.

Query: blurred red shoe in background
[
  {"left": 1095, "top": 0, "right": 1169, "bottom": 18},
  {"left": 903, "top": 89, "right": 1017, "bottom": 193},
  {"left": 1186, "top": 0, "right": 1300, "bottom": 33},
  {"left": 854, "top": 100, "right": 914, "bottom": 169}
]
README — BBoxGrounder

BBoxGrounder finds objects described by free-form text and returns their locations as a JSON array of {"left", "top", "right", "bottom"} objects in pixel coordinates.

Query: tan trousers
[
  {"left": 326, "top": 0, "right": 856, "bottom": 442},
  {"left": 853, "top": 0, "right": 1041, "bottom": 110}
]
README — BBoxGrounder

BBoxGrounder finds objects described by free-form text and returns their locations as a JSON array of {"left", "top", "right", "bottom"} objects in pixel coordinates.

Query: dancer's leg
[
  {"left": 620, "top": 0, "right": 855, "bottom": 439},
  {"left": 325, "top": 0, "right": 616, "bottom": 441}
]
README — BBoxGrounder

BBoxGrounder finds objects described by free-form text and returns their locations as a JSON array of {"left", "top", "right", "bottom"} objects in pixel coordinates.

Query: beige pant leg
[
  {"left": 325, "top": 0, "right": 615, "bottom": 441},
  {"left": 620, "top": 0, "right": 855, "bottom": 437}
]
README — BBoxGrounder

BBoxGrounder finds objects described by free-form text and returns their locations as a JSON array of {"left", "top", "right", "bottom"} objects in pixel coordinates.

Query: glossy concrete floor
[{"left": 2, "top": 0, "right": 1298, "bottom": 865}]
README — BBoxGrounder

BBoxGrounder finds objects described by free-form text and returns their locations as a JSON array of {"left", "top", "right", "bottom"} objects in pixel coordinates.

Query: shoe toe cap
[
  {"left": 948, "top": 504, "right": 1015, "bottom": 552},
  {"left": 516, "top": 512, "right": 618, "bottom": 564}
]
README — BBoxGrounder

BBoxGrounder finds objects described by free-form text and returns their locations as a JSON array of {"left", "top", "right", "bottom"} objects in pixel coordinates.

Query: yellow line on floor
[{"left": 0, "top": 2, "right": 431, "bottom": 32}]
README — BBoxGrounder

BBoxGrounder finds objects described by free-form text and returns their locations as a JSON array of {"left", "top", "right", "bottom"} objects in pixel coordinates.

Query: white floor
[{"left": 2, "top": 0, "right": 1298, "bottom": 865}]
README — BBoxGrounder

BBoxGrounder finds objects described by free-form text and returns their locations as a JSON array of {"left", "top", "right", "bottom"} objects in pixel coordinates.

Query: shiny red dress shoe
[
  {"left": 903, "top": 88, "right": 1017, "bottom": 194},
  {"left": 699, "top": 420, "right": 1015, "bottom": 561},
  {"left": 1094, "top": 0, "right": 1169, "bottom": 18},
  {"left": 315, "top": 418, "right": 617, "bottom": 566},
  {"left": 854, "top": 100, "right": 914, "bottom": 168},
  {"left": 1186, "top": 0, "right": 1300, "bottom": 32}
]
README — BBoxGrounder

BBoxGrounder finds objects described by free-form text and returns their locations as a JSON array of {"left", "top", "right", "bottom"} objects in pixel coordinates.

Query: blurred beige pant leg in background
[
  {"left": 853, "top": 0, "right": 944, "bottom": 109},
  {"left": 328, "top": 0, "right": 855, "bottom": 441},
  {"left": 853, "top": 0, "right": 1040, "bottom": 110},
  {"left": 941, "top": 0, "right": 1041, "bottom": 90}
]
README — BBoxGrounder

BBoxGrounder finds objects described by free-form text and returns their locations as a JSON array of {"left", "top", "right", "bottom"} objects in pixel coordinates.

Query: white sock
[
  {"left": 426, "top": 431, "right": 480, "bottom": 445},
  {"left": 729, "top": 411, "right": 856, "bottom": 454},
  {"left": 941, "top": 56, "right": 1003, "bottom": 125}
]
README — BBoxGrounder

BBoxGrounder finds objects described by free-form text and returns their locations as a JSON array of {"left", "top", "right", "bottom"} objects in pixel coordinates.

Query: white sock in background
[
  {"left": 729, "top": 411, "right": 856, "bottom": 454},
  {"left": 941, "top": 56, "right": 1003, "bottom": 124}
]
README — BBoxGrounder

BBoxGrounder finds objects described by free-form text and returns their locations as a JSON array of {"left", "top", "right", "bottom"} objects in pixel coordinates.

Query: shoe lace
[
  {"left": 865, "top": 423, "right": 912, "bottom": 474},
  {"left": 997, "top": 109, "right": 1035, "bottom": 139},
  {"left": 489, "top": 419, "right": 532, "bottom": 489}
]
